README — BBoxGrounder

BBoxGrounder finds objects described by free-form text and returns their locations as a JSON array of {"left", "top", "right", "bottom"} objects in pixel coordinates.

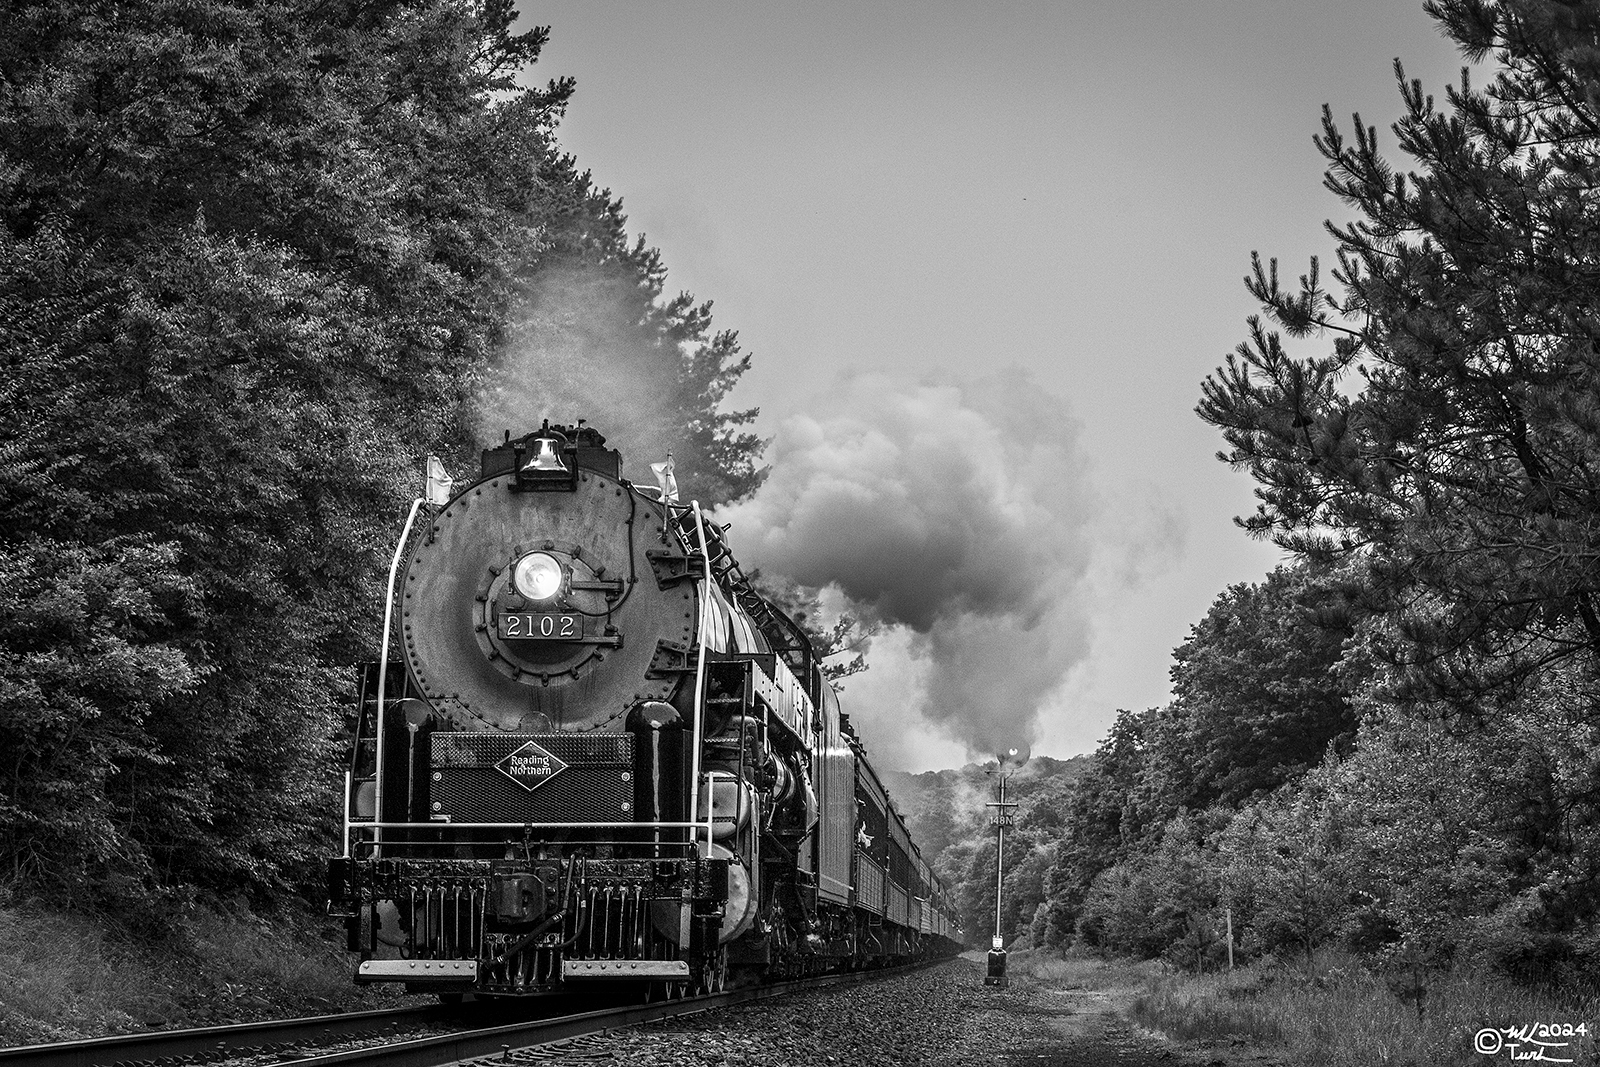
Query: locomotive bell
[
  {"left": 513, "top": 427, "right": 578, "bottom": 492},
  {"left": 521, "top": 434, "right": 568, "bottom": 473}
]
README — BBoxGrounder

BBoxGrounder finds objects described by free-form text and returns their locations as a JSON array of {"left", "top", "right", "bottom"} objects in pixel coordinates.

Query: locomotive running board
[
  {"left": 561, "top": 959, "right": 691, "bottom": 979},
  {"left": 356, "top": 959, "right": 479, "bottom": 983}
]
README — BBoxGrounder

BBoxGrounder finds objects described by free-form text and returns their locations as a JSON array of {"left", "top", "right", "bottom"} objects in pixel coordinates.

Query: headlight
[{"left": 513, "top": 552, "right": 563, "bottom": 600}]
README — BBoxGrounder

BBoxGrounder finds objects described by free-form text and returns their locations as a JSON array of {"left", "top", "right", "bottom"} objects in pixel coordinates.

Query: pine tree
[{"left": 1198, "top": 0, "right": 1600, "bottom": 706}]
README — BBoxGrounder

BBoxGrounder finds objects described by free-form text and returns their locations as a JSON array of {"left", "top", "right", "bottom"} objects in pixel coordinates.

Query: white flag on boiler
[
  {"left": 425, "top": 455, "right": 454, "bottom": 506},
  {"left": 650, "top": 454, "right": 678, "bottom": 503}
]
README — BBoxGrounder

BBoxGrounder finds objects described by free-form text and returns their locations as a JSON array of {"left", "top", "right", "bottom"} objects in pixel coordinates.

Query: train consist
[{"left": 327, "top": 422, "right": 962, "bottom": 996}]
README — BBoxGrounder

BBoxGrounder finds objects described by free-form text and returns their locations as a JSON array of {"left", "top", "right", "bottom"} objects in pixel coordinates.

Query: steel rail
[
  {"left": 1, "top": 960, "right": 948, "bottom": 1067},
  {"left": 274, "top": 961, "right": 943, "bottom": 1067},
  {"left": 0, "top": 1003, "right": 452, "bottom": 1067}
]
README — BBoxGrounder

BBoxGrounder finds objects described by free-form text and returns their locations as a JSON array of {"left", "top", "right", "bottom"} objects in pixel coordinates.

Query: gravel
[
  {"left": 486, "top": 954, "right": 1274, "bottom": 1067},
  {"left": 575, "top": 958, "right": 977, "bottom": 1067},
  {"left": 466, "top": 957, "right": 1034, "bottom": 1067}
]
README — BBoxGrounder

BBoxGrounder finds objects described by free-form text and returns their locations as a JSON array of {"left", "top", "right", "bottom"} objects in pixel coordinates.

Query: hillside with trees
[
  {"left": 1036, "top": 0, "right": 1600, "bottom": 1006},
  {"left": 887, "top": 757, "right": 1088, "bottom": 946}
]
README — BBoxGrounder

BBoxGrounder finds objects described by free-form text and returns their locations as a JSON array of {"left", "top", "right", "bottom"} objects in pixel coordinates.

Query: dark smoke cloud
[{"left": 718, "top": 369, "right": 1096, "bottom": 762}]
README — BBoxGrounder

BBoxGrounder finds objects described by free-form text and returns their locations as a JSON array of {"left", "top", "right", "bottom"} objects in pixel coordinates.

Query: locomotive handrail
[
  {"left": 343, "top": 770, "right": 353, "bottom": 857},
  {"left": 701, "top": 769, "right": 743, "bottom": 849},
  {"left": 689, "top": 500, "right": 714, "bottom": 859},
  {"left": 372, "top": 496, "right": 427, "bottom": 854}
]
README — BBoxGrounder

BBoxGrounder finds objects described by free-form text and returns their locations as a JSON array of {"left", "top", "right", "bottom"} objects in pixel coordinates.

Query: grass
[
  {"left": 1128, "top": 967, "right": 1287, "bottom": 1046},
  {"left": 1105, "top": 950, "right": 1600, "bottom": 1067},
  {"left": 0, "top": 900, "right": 415, "bottom": 1047},
  {"left": 1005, "top": 950, "right": 1156, "bottom": 991}
]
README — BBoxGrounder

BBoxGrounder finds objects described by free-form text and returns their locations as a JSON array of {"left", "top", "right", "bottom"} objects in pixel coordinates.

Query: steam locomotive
[{"left": 326, "top": 422, "right": 961, "bottom": 996}]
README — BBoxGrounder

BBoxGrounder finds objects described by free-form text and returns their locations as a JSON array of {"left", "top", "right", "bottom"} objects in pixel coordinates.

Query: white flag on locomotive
[
  {"left": 650, "top": 454, "right": 678, "bottom": 503},
  {"left": 425, "top": 455, "right": 453, "bottom": 505}
]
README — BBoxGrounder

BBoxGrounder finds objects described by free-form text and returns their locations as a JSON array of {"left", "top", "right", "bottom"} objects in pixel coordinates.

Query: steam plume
[
  {"left": 475, "top": 263, "right": 688, "bottom": 486},
  {"left": 717, "top": 370, "right": 1096, "bottom": 763}
]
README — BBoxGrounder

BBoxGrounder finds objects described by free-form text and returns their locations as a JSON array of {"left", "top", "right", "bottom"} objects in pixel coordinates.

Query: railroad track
[
  {"left": 3, "top": 962, "right": 941, "bottom": 1067},
  {"left": 0, "top": 1002, "right": 457, "bottom": 1067}
]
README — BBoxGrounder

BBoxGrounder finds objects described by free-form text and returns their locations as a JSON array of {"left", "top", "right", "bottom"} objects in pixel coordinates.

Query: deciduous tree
[
  {"left": 0, "top": 0, "right": 572, "bottom": 907},
  {"left": 478, "top": 158, "right": 763, "bottom": 506},
  {"left": 1153, "top": 564, "right": 1358, "bottom": 809}
]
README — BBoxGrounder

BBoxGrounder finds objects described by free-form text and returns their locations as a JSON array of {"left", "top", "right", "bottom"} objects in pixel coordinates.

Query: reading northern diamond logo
[{"left": 495, "top": 740, "right": 569, "bottom": 792}]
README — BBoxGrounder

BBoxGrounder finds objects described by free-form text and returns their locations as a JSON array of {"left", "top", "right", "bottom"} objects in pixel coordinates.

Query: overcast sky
[{"left": 519, "top": 2, "right": 1470, "bottom": 770}]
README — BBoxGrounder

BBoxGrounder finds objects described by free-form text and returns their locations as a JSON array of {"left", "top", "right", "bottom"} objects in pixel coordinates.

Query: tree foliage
[
  {"left": 1042, "top": 563, "right": 1352, "bottom": 948},
  {"left": 0, "top": 1, "right": 760, "bottom": 914},
  {"left": 1216, "top": 777, "right": 1351, "bottom": 964},
  {"left": 1042, "top": 709, "right": 1153, "bottom": 948},
  {"left": 888, "top": 757, "right": 1087, "bottom": 946},
  {"left": 1153, "top": 564, "right": 1358, "bottom": 809},
  {"left": 1198, "top": 0, "right": 1600, "bottom": 702},
  {"left": 1023, "top": 4, "right": 1600, "bottom": 997}
]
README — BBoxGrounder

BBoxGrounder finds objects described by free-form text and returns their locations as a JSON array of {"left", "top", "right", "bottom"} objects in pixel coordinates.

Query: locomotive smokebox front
[{"left": 399, "top": 425, "right": 693, "bottom": 735}]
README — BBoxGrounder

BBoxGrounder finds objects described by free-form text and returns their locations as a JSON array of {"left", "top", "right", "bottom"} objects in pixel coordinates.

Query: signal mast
[{"left": 984, "top": 747, "right": 1021, "bottom": 986}]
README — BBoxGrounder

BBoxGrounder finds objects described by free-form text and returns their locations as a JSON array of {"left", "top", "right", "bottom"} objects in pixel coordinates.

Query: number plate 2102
[{"left": 499, "top": 613, "right": 582, "bottom": 640}]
